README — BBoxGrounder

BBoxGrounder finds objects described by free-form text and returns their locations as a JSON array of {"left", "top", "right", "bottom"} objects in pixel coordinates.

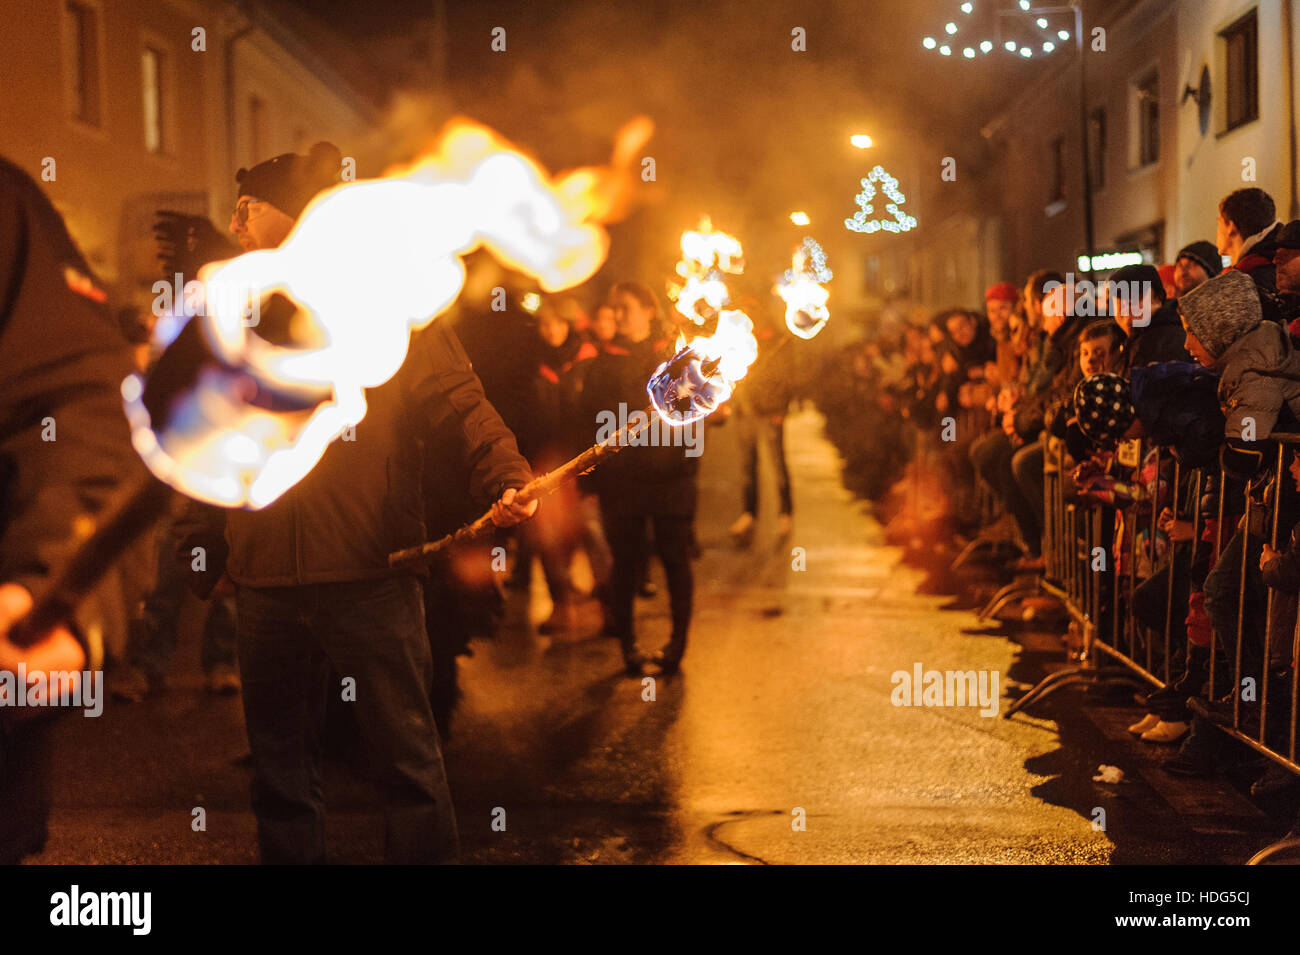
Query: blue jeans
[{"left": 236, "top": 576, "right": 459, "bottom": 864}]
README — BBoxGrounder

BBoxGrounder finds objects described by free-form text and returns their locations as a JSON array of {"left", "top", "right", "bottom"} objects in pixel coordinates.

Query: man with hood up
[{"left": 1178, "top": 268, "right": 1300, "bottom": 473}]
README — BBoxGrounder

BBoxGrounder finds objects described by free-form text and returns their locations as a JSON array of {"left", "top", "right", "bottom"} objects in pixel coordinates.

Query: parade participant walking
[
  {"left": 179, "top": 143, "right": 537, "bottom": 864},
  {"left": 581, "top": 281, "right": 699, "bottom": 675},
  {"left": 0, "top": 156, "right": 149, "bottom": 863},
  {"left": 516, "top": 301, "right": 598, "bottom": 636}
]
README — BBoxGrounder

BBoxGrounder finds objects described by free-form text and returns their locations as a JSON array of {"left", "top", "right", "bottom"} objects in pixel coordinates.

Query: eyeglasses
[{"left": 233, "top": 197, "right": 264, "bottom": 227}]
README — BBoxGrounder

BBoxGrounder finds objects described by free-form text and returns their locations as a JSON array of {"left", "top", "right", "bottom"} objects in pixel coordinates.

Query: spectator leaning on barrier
[
  {"left": 1173, "top": 240, "right": 1223, "bottom": 299},
  {"left": 1178, "top": 268, "right": 1300, "bottom": 465},
  {"left": 983, "top": 281, "right": 1021, "bottom": 395},
  {"left": 1269, "top": 220, "right": 1300, "bottom": 336},
  {"left": 1108, "top": 263, "right": 1190, "bottom": 370},
  {"left": 1217, "top": 187, "right": 1300, "bottom": 326}
]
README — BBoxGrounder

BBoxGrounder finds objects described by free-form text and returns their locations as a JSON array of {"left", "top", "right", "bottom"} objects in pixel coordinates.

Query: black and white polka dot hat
[{"left": 1074, "top": 373, "right": 1135, "bottom": 447}]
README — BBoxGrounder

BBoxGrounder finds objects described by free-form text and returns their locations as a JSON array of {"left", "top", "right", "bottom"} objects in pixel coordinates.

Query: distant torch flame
[
  {"left": 776, "top": 237, "right": 832, "bottom": 340},
  {"left": 666, "top": 216, "right": 745, "bottom": 326},
  {"left": 124, "top": 116, "right": 653, "bottom": 509}
]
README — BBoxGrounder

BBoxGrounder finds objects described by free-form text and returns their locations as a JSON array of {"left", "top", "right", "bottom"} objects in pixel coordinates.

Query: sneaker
[
  {"left": 1164, "top": 726, "right": 1218, "bottom": 777},
  {"left": 206, "top": 667, "right": 241, "bottom": 695},
  {"left": 1251, "top": 762, "right": 1300, "bottom": 799},
  {"left": 1140, "top": 720, "right": 1189, "bottom": 744},
  {"left": 1127, "top": 713, "right": 1161, "bottom": 735}
]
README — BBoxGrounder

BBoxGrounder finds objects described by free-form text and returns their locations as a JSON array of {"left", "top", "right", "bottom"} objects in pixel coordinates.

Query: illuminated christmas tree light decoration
[{"left": 843, "top": 165, "right": 918, "bottom": 235}]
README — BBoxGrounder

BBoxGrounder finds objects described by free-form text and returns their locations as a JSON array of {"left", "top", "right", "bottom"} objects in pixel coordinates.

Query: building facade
[{"left": 0, "top": 0, "right": 376, "bottom": 314}]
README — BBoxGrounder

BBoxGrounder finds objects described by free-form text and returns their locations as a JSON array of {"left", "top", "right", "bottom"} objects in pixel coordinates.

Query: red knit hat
[{"left": 985, "top": 281, "right": 1017, "bottom": 302}]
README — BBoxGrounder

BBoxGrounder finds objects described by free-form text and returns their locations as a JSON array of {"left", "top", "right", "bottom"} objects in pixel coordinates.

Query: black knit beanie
[
  {"left": 235, "top": 141, "right": 343, "bottom": 221},
  {"left": 1074, "top": 372, "right": 1136, "bottom": 448}
]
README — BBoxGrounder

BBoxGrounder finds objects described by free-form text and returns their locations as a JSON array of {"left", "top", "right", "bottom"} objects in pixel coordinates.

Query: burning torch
[
  {"left": 11, "top": 117, "right": 654, "bottom": 645},
  {"left": 775, "top": 236, "right": 832, "bottom": 340},
  {"left": 390, "top": 224, "right": 759, "bottom": 568}
]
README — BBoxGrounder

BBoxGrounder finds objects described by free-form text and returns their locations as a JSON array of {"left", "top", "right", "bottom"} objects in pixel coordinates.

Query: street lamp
[
  {"left": 850, "top": 134, "right": 873, "bottom": 149},
  {"left": 790, "top": 211, "right": 811, "bottom": 226}
]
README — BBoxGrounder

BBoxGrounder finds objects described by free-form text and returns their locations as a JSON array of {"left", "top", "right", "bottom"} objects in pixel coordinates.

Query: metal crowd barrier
[
  {"left": 986, "top": 433, "right": 1300, "bottom": 861},
  {"left": 994, "top": 432, "right": 1300, "bottom": 855}
]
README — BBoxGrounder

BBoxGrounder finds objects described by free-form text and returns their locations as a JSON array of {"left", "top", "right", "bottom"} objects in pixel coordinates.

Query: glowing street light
[
  {"left": 923, "top": 35, "right": 937, "bottom": 49},
  {"left": 850, "top": 134, "right": 873, "bottom": 149},
  {"left": 945, "top": 21, "right": 958, "bottom": 34},
  {"left": 790, "top": 211, "right": 810, "bottom": 226},
  {"left": 961, "top": 1, "right": 974, "bottom": 12}
]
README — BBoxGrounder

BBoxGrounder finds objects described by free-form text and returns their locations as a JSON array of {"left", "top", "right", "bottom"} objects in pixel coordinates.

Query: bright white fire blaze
[
  {"left": 648, "top": 309, "right": 758, "bottom": 425},
  {"left": 667, "top": 217, "right": 744, "bottom": 325},
  {"left": 776, "top": 237, "right": 832, "bottom": 339},
  {"left": 124, "top": 116, "right": 652, "bottom": 509}
]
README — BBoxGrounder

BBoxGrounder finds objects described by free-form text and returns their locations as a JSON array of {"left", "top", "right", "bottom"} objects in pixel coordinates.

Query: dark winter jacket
[
  {"left": 1015, "top": 314, "right": 1087, "bottom": 439},
  {"left": 177, "top": 323, "right": 531, "bottom": 593},
  {"left": 579, "top": 334, "right": 700, "bottom": 517},
  {"left": 1128, "top": 362, "right": 1225, "bottom": 469},
  {"left": 0, "top": 157, "right": 150, "bottom": 614},
  {"left": 517, "top": 328, "right": 597, "bottom": 465},
  {"left": 1124, "top": 298, "right": 1190, "bottom": 370}
]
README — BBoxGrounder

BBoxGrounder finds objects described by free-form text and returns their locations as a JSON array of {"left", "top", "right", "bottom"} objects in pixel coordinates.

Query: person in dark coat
[
  {"left": 176, "top": 145, "right": 537, "bottom": 864},
  {"left": 580, "top": 281, "right": 699, "bottom": 675},
  {"left": 515, "top": 300, "right": 599, "bottom": 635},
  {"left": 0, "top": 156, "right": 150, "bottom": 863},
  {"left": 1108, "top": 263, "right": 1191, "bottom": 370},
  {"left": 1217, "top": 187, "right": 1300, "bottom": 326}
]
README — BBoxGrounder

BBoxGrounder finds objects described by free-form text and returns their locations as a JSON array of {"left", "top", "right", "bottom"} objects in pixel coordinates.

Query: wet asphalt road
[{"left": 27, "top": 408, "right": 1285, "bottom": 864}]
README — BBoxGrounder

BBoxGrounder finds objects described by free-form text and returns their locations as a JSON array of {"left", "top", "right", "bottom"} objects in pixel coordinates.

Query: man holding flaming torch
[{"left": 176, "top": 145, "right": 537, "bottom": 864}]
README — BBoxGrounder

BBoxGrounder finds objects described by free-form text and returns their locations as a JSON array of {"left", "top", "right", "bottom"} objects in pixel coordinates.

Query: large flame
[
  {"left": 666, "top": 216, "right": 744, "bottom": 325},
  {"left": 125, "top": 117, "right": 653, "bottom": 509},
  {"left": 649, "top": 309, "right": 758, "bottom": 425},
  {"left": 776, "top": 237, "right": 832, "bottom": 339}
]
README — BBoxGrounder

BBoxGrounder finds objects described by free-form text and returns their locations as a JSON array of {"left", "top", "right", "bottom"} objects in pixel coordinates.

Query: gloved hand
[{"left": 153, "top": 210, "right": 240, "bottom": 282}]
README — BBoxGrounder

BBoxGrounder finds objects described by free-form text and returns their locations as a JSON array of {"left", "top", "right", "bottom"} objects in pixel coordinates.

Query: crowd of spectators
[{"left": 816, "top": 186, "right": 1300, "bottom": 835}]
